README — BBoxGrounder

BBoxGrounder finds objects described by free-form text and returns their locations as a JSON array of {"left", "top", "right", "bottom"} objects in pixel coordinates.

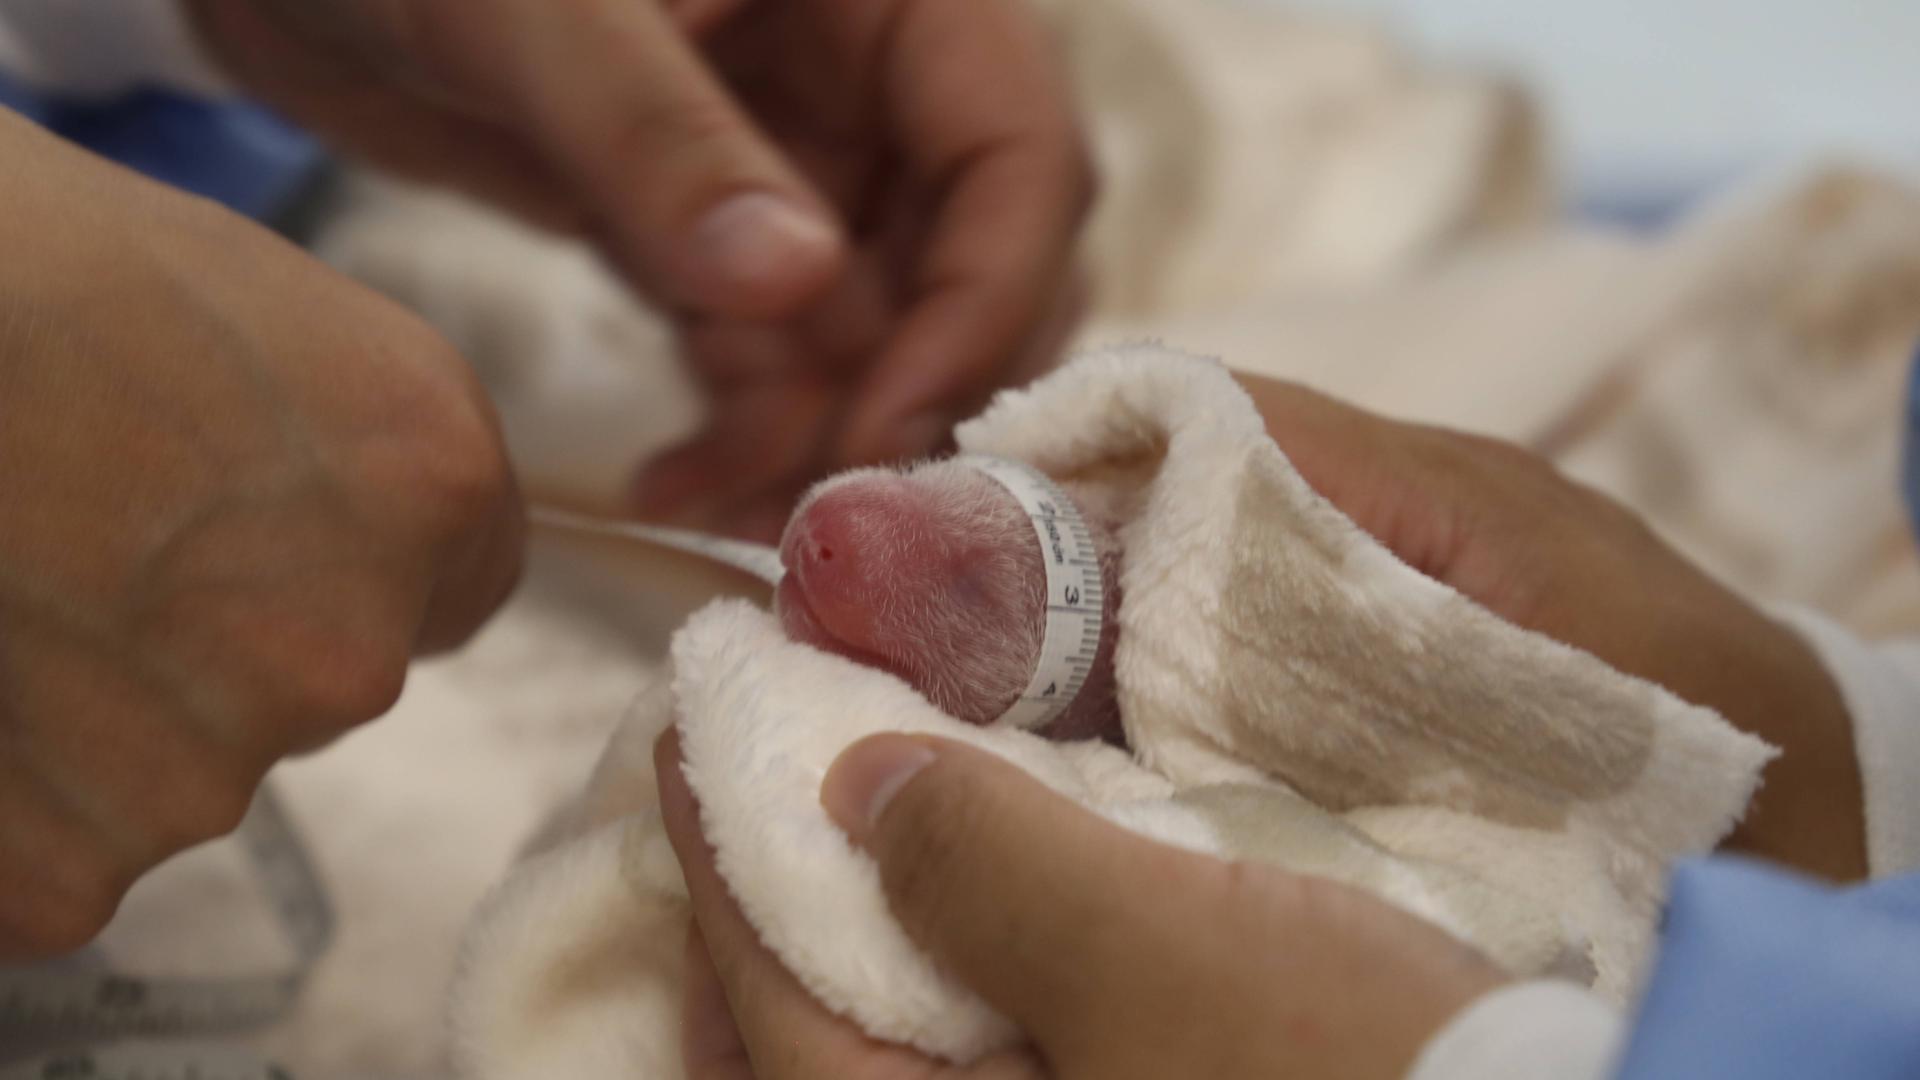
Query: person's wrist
[
  {"left": 1634, "top": 577, "right": 1867, "bottom": 880},
  {"left": 1715, "top": 609, "right": 1866, "bottom": 880}
]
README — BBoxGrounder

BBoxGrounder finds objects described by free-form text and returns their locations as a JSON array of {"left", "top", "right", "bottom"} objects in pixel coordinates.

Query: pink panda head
[
  {"left": 777, "top": 462, "right": 1046, "bottom": 726},
  {"left": 776, "top": 459, "right": 1121, "bottom": 738}
]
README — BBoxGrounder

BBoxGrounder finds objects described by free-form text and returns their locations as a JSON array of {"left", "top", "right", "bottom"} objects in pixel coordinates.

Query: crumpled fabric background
[{"left": 71, "top": 2, "right": 1920, "bottom": 1076}]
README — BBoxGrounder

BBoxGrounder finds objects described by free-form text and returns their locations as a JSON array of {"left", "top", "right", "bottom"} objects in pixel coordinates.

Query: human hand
[
  {"left": 1235, "top": 373, "right": 1867, "bottom": 881},
  {"left": 0, "top": 110, "right": 523, "bottom": 959},
  {"left": 657, "top": 730, "right": 1506, "bottom": 1079},
  {"left": 187, "top": 0, "right": 1094, "bottom": 541}
]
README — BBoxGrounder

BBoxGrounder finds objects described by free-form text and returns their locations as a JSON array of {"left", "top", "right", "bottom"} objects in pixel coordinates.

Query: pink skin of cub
[{"left": 776, "top": 460, "right": 1123, "bottom": 742}]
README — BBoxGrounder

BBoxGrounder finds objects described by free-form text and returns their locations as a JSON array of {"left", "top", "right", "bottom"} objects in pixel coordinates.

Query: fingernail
[
  {"left": 690, "top": 192, "right": 839, "bottom": 305},
  {"left": 822, "top": 735, "right": 939, "bottom": 841}
]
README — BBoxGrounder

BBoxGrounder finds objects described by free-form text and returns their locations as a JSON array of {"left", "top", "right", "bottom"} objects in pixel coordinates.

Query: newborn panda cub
[{"left": 776, "top": 459, "right": 1124, "bottom": 742}]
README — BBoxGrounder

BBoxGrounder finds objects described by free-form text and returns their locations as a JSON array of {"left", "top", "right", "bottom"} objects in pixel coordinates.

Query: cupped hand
[
  {"left": 188, "top": 0, "right": 1094, "bottom": 541},
  {"left": 657, "top": 730, "right": 1506, "bottom": 1080},
  {"left": 1235, "top": 373, "right": 1867, "bottom": 881},
  {"left": 0, "top": 110, "right": 523, "bottom": 959}
]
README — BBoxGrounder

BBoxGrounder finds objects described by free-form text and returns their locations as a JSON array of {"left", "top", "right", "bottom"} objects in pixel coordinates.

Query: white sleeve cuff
[
  {"left": 1405, "top": 980, "right": 1622, "bottom": 1080},
  {"left": 0, "top": 1, "right": 232, "bottom": 99},
  {"left": 1774, "top": 607, "right": 1920, "bottom": 878}
]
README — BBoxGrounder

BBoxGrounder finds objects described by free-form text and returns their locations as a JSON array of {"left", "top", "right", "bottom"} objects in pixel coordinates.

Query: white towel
[{"left": 448, "top": 344, "right": 1772, "bottom": 1078}]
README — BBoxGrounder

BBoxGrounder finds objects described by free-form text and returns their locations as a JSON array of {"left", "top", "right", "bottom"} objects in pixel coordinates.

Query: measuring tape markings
[
  {"left": 953, "top": 456, "right": 1108, "bottom": 731},
  {"left": 0, "top": 1042, "right": 290, "bottom": 1080},
  {"left": 0, "top": 786, "right": 327, "bottom": 1074}
]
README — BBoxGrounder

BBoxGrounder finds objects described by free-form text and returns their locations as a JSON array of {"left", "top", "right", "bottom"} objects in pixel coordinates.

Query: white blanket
[{"left": 447, "top": 345, "right": 1772, "bottom": 1077}]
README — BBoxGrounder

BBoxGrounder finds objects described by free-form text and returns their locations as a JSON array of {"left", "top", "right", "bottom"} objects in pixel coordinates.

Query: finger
[
  {"left": 1001, "top": 260, "right": 1090, "bottom": 388},
  {"left": 791, "top": 248, "right": 902, "bottom": 375},
  {"left": 628, "top": 375, "right": 837, "bottom": 530},
  {"left": 188, "top": 0, "right": 584, "bottom": 234},
  {"left": 294, "top": 100, "right": 583, "bottom": 237},
  {"left": 1231, "top": 374, "right": 1477, "bottom": 578},
  {"left": 667, "top": 0, "right": 752, "bottom": 40},
  {"left": 657, "top": 729, "right": 846, "bottom": 1047},
  {"left": 835, "top": 0, "right": 1094, "bottom": 463},
  {"left": 0, "top": 764, "right": 137, "bottom": 960},
  {"left": 478, "top": 0, "right": 847, "bottom": 319},
  {"left": 415, "top": 462, "right": 527, "bottom": 654},
  {"left": 682, "top": 923, "right": 754, "bottom": 1080},
  {"left": 833, "top": 734, "right": 1516, "bottom": 1079},
  {"left": 655, "top": 731, "right": 976, "bottom": 1079},
  {"left": 711, "top": 485, "right": 812, "bottom": 547},
  {"left": 1233, "top": 376, "right": 1392, "bottom": 509},
  {"left": 819, "top": 734, "right": 1234, "bottom": 1058},
  {"left": 675, "top": 243, "right": 892, "bottom": 389},
  {"left": 678, "top": 320, "right": 807, "bottom": 388}
]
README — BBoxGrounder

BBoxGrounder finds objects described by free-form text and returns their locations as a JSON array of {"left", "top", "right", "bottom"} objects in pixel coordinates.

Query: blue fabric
[
  {"left": 0, "top": 72, "right": 321, "bottom": 222},
  {"left": 1905, "top": 338, "right": 1920, "bottom": 545},
  {"left": 1613, "top": 859, "right": 1920, "bottom": 1079}
]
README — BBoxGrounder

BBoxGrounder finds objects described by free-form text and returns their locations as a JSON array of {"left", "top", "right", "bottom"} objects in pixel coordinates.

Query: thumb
[
  {"left": 482, "top": 0, "right": 845, "bottom": 318},
  {"left": 821, "top": 734, "right": 1227, "bottom": 1057}
]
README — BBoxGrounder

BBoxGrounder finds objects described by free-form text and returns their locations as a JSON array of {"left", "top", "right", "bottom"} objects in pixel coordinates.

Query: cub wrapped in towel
[
  {"left": 449, "top": 346, "right": 1776, "bottom": 1079},
  {"left": 777, "top": 458, "right": 1122, "bottom": 743}
]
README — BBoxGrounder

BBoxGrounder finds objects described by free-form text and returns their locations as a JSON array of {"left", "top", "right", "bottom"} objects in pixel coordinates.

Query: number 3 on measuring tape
[{"left": 951, "top": 454, "right": 1107, "bottom": 732}]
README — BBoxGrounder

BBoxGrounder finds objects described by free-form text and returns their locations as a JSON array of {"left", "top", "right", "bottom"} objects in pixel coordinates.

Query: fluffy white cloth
[
  {"left": 448, "top": 345, "right": 1772, "bottom": 1077},
  {"left": 1406, "top": 980, "right": 1624, "bottom": 1080}
]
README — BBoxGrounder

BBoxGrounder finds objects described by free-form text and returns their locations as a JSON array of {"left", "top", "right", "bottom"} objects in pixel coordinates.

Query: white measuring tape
[
  {"left": 953, "top": 456, "right": 1108, "bottom": 731},
  {"left": 528, "top": 504, "right": 787, "bottom": 585},
  {"left": 0, "top": 786, "right": 327, "bottom": 1076}
]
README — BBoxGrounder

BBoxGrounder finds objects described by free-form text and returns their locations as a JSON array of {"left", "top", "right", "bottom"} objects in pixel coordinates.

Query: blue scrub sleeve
[
  {"left": 0, "top": 73, "right": 322, "bottom": 223},
  {"left": 1612, "top": 858, "right": 1920, "bottom": 1079}
]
